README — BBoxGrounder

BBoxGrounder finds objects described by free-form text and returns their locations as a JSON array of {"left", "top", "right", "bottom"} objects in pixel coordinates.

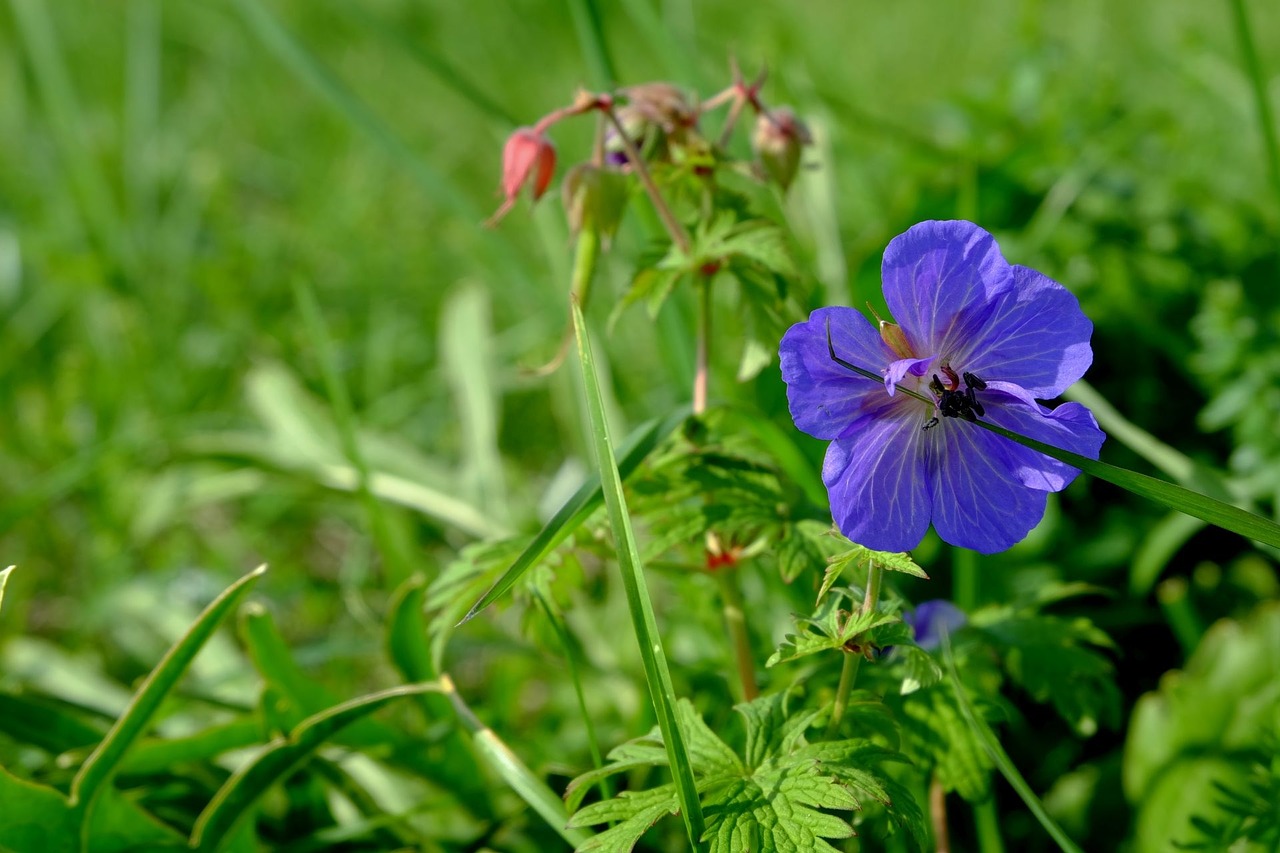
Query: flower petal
[
  {"left": 824, "top": 412, "right": 933, "bottom": 552},
  {"left": 881, "top": 220, "right": 1013, "bottom": 357},
  {"left": 928, "top": 419, "right": 1050, "bottom": 553},
  {"left": 981, "top": 382, "right": 1106, "bottom": 491},
  {"left": 885, "top": 356, "right": 934, "bottom": 396},
  {"left": 780, "top": 307, "right": 897, "bottom": 440},
  {"left": 962, "top": 265, "right": 1093, "bottom": 397}
]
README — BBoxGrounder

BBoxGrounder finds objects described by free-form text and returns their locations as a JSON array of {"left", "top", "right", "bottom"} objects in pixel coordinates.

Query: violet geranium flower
[{"left": 779, "top": 220, "right": 1105, "bottom": 554}]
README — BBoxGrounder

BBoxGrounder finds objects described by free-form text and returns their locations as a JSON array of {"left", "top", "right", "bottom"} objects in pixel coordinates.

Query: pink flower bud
[
  {"left": 487, "top": 127, "right": 556, "bottom": 226},
  {"left": 753, "top": 107, "right": 811, "bottom": 192}
]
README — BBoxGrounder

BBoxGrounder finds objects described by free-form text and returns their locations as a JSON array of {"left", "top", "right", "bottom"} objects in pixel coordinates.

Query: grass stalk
[{"left": 572, "top": 298, "right": 706, "bottom": 849}]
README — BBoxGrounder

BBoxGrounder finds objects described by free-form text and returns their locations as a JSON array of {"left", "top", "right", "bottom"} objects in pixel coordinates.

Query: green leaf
[
  {"left": 0, "top": 765, "right": 76, "bottom": 851},
  {"left": 69, "top": 566, "right": 267, "bottom": 830},
  {"left": 458, "top": 407, "right": 689, "bottom": 624},
  {"left": 941, "top": 635, "right": 1085, "bottom": 853},
  {"left": 567, "top": 696, "right": 925, "bottom": 852},
  {"left": 896, "top": 682, "right": 993, "bottom": 801},
  {"left": 827, "top": 543, "right": 928, "bottom": 584},
  {"left": 191, "top": 683, "right": 441, "bottom": 852},
  {"left": 439, "top": 674, "right": 593, "bottom": 849},
  {"left": 979, "top": 613, "right": 1120, "bottom": 736},
  {"left": 571, "top": 298, "right": 706, "bottom": 849},
  {"left": 0, "top": 690, "right": 106, "bottom": 755},
  {"left": 1124, "top": 602, "right": 1280, "bottom": 853},
  {"left": 767, "top": 589, "right": 901, "bottom": 667}
]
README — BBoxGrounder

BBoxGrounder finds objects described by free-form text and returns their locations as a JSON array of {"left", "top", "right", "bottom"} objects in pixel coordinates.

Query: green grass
[{"left": 1, "top": 1, "right": 1279, "bottom": 851}]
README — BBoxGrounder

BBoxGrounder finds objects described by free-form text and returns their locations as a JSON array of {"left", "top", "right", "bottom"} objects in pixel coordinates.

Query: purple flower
[
  {"left": 903, "top": 600, "right": 967, "bottom": 651},
  {"left": 779, "top": 220, "right": 1105, "bottom": 554}
]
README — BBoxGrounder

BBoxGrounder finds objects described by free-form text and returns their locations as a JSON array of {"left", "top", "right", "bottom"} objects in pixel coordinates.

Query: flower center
[{"left": 921, "top": 362, "right": 987, "bottom": 431}]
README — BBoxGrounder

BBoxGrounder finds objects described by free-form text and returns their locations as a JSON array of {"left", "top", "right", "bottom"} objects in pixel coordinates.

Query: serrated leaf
[
  {"left": 894, "top": 646, "right": 944, "bottom": 695},
  {"left": 767, "top": 590, "right": 901, "bottom": 667},
  {"left": 567, "top": 696, "right": 924, "bottom": 852},
  {"left": 895, "top": 683, "right": 992, "bottom": 801},
  {"left": 981, "top": 614, "right": 1120, "bottom": 736}
]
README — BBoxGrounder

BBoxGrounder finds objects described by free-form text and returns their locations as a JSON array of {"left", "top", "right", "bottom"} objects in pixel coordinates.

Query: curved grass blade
[
  {"left": 69, "top": 566, "right": 267, "bottom": 827},
  {"left": 941, "top": 632, "right": 1083, "bottom": 853},
  {"left": 973, "top": 420, "right": 1280, "bottom": 548},
  {"left": 572, "top": 298, "right": 705, "bottom": 849},
  {"left": 190, "top": 683, "right": 440, "bottom": 852},
  {"left": 439, "top": 674, "right": 594, "bottom": 849},
  {"left": 458, "top": 406, "right": 689, "bottom": 625}
]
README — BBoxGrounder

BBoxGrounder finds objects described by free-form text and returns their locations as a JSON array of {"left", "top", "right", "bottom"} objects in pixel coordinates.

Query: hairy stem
[
  {"left": 597, "top": 106, "right": 691, "bottom": 255},
  {"left": 931, "top": 775, "right": 951, "bottom": 853},
  {"left": 694, "top": 276, "right": 711, "bottom": 414},
  {"left": 716, "top": 570, "right": 758, "bottom": 701},
  {"left": 826, "top": 559, "right": 883, "bottom": 736}
]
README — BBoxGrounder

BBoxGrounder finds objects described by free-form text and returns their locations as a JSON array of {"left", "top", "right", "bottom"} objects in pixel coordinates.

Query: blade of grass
[
  {"left": 567, "top": 0, "right": 617, "bottom": 87},
  {"left": 294, "top": 279, "right": 415, "bottom": 589},
  {"left": 941, "top": 632, "right": 1083, "bottom": 853},
  {"left": 441, "top": 284, "right": 508, "bottom": 526},
  {"left": 227, "top": 0, "right": 473, "bottom": 217},
  {"left": 571, "top": 298, "right": 705, "bottom": 849},
  {"left": 439, "top": 673, "right": 594, "bottom": 849},
  {"left": 972, "top": 419, "right": 1280, "bottom": 548},
  {"left": 1228, "top": 0, "right": 1280, "bottom": 213},
  {"left": 8, "top": 0, "right": 131, "bottom": 274},
  {"left": 384, "top": 576, "right": 497, "bottom": 821},
  {"left": 323, "top": 0, "right": 517, "bottom": 127},
  {"left": 190, "top": 683, "right": 442, "bottom": 852},
  {"left": 532, "top": 587, "right": 612, "bottom": 800},
  {"left": 69, "top": 566, "right": 267, "bottom": 833},
  {"left": 823, "top": 344, "right": 1280, "bottom": 546},
  {"left": 458, "top": 405, "right": 689, "bottom": 624}
]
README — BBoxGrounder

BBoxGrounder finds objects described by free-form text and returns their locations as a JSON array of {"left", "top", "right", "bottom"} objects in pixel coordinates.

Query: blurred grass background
[{"left": 1, "top": 1, "right": 1278, "bottom": 848}]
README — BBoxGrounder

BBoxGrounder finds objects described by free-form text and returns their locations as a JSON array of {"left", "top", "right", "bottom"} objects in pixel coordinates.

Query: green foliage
[
  {"left": 1125, "top": 602, "right": 1280, "bottom": 853},
  {"left": 565, "top": 695, "right": 926, "bottom": 852},
  {"left": 3, "top": 1, "right": 1280, "bottom": 851},
  {"left": 766, "top": 587, "right": 903, "bottom": 667}
]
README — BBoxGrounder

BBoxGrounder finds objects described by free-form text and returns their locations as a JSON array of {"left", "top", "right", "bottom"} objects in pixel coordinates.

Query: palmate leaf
[
  {"left": 567, "top": 694, "right": 924, "bottom": 852},
  {"left": 766, "top": 588, "right": 902, "bottom": 667},
  {"left": 976, "top": 612, "right": 1121, "bottom": 736},
  {"left": 894, "top": 681, "right": 994, "bottom": 802}
]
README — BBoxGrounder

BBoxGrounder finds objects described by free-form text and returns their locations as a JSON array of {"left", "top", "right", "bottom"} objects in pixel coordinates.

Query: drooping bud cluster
[{"left": 486, "top": 64, "right": 813, "bottom": 230}]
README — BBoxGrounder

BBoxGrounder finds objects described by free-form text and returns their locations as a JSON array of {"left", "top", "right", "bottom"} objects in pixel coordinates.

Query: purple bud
[{"left": 903, "top": 600, "right": 967, "bottom": 651}]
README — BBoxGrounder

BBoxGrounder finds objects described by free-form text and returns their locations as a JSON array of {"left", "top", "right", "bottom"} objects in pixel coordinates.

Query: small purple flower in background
[
  {"left": 779, "top": 220, "right": 1105, "bottom": 554},
  {"left": 903, "top": 600, "right": 968, "bottom": 651}
]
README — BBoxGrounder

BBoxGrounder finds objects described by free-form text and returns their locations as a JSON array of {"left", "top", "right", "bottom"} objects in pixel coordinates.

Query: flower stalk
[
  {"left": 826, "top": 558, "right": 883, "bottom": 737},
  {"left": 715, "top": 568, "right": 758, "bottom": 701}
]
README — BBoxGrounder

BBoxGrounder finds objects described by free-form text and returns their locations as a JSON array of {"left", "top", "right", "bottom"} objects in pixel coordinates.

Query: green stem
[
  {"left": 694, "top": 276, "right": 711, "bottom": 414},
  {"left": 1228, "top": 0, "right": 1280, "bottom": 214},
  {"left": 826, "top": 653, "right": 862, "bottom": 738},
  {"left": 534, "top": 590, "right": 612, "bottom": 800},
  {"left": 599, "top": 104, "right": 692, "bottom": 254},
  {"left": 715, "top": 570, "right": 758, "bottom": 701},
  {"left": 826, "top": 560, "right": 883, "bottom": 736},
  {"left": 974, "top": 793, "right": 1006, "bottom": 853}
]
